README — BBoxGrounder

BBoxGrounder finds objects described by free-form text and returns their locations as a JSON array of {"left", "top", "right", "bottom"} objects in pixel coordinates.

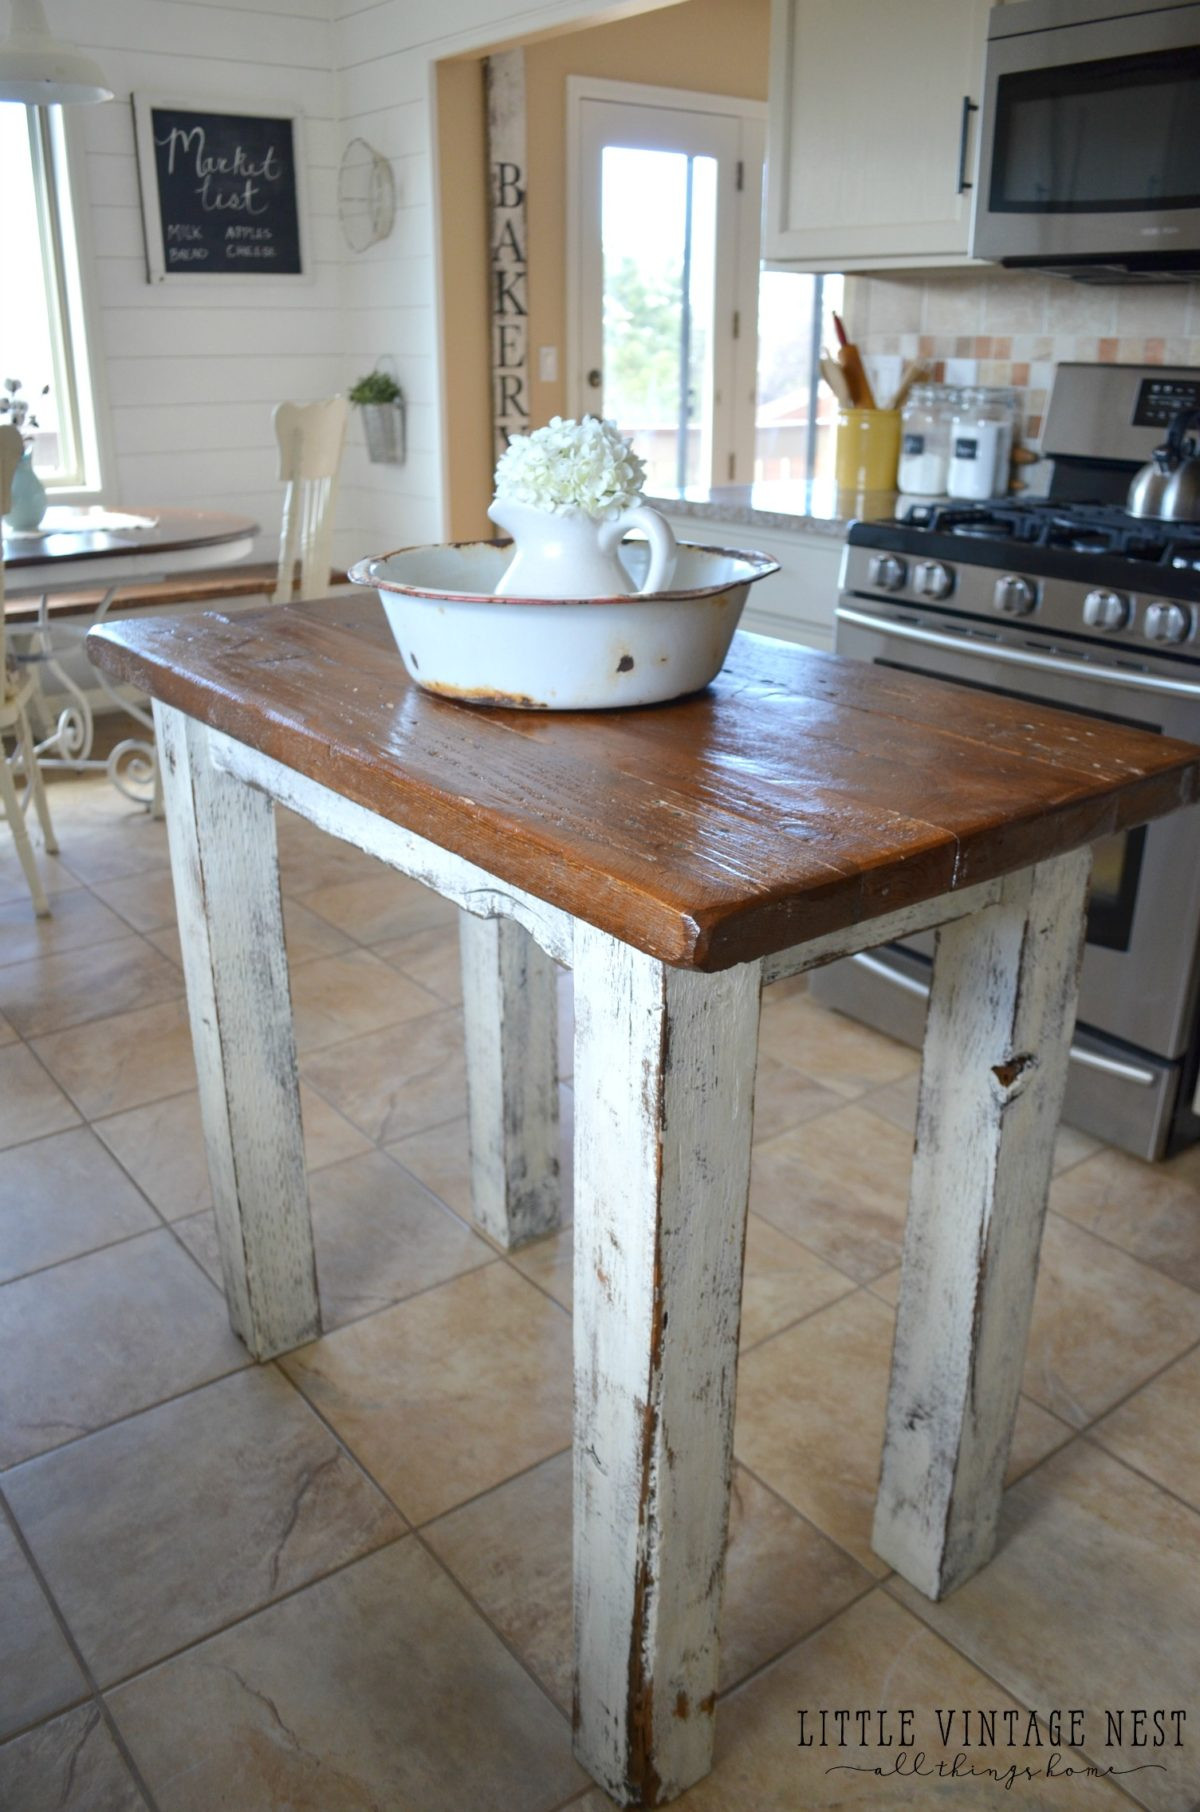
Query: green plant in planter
[
  {"left": 349, "top": 370, "right": 406, "bottom": 465},
  {"left": 348, "top": 371, "right": 403, "bottom": 406}
]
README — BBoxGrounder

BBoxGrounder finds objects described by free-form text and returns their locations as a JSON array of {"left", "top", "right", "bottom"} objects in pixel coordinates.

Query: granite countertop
[{"left": 646, "top": 480, "right": 906, "bottom": 538}]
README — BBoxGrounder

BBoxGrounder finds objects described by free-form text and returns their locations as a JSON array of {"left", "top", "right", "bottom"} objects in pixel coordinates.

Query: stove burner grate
[{"left": 901, "top": 499, "right": 1200, "bottom": 565}]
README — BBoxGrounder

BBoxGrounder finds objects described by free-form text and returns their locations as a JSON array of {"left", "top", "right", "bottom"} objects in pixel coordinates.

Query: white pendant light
[{"left": 0, "top": 0, "right": 112, "bottom": 105}]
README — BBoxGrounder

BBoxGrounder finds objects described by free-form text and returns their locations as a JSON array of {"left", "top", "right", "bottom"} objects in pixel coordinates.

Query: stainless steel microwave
[{"left": 970, "top": 0, "right": 1200, "bottom": 280}]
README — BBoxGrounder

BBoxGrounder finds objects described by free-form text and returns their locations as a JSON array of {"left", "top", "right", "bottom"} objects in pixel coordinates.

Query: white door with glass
[{"left": 568, "top": 80, "right": 764, "bottom": 494}]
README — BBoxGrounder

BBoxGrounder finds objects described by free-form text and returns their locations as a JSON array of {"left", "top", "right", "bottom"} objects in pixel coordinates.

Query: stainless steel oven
[
  {"left": 828, "top": 597, "right": 1200, "bottom": 1156},
  {"left": 811, "top": 364, "right": 1200, "bottom": 1159},
  {"left": 971, "top": 0, "right": 1200, "bottom": 280}
]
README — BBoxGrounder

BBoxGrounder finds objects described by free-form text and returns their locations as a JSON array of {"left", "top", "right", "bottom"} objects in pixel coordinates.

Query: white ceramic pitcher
[{"left": 487, "top": 497, "right": 677, "bottom": 599}]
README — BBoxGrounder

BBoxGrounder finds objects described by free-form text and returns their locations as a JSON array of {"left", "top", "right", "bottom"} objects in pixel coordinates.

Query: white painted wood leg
[
  {"left": 459, "top": 910, "right": 560, "bottom": 1248},
  {"left": 149, "top": 745, "right": 164, "bottom": 820},
  {"left": 0, "top": 726, "right": 50, "bottom": 916},
  {"left": 572, "top": 923, "right": 762, "bottom": 1807},
  {"left": 18, "top": 707, "right": 57, "bottom": 853},
  {"left": 872, "top": 847, "right": 1092, "bottom": 1600},
  {"left": 155, "top": 702, "right": 318, "bottom": 1360}
]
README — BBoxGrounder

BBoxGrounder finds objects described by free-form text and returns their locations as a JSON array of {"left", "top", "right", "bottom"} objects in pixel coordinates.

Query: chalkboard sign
[{"left": 133, "top": 94, "right": 308, "bottom": 283}]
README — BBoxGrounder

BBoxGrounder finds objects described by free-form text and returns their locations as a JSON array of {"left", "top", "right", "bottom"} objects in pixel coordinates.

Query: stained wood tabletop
[{"left": 87, "top": 594, "right": 1200, "bottom": 970}]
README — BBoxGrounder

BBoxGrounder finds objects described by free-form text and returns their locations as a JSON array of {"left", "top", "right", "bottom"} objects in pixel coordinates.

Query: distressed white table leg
[
  {"left": 873, "top": 847, "right": 1092, "bottom": 1600},
  {"left": 572, "top": 923, "right": 762, "bottom": 1807},
  {"left": 155, "top": 702, "right": 318, "bottom": 1360},
  {"left": 459, "top": 910, "right": 560, "bottom": 1247},
  {"left": 0, "top": 729, "right": 50, "bottom": 916},
  {"left": 18, "top": 706, "right": 58, "bottom": 854}
]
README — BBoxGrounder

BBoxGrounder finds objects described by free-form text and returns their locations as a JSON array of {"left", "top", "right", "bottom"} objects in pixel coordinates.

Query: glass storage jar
[
  {"left": 948, "top": 387, "right": 1019, "bottom": 501},
  {"left": 898, "top": 385, "right": 953, "bottom": 497}
]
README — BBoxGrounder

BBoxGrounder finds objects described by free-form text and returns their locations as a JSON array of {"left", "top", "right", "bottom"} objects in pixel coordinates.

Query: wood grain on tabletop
[{"left": 86, "top": 594, "right": 1200, "bottom": 971}]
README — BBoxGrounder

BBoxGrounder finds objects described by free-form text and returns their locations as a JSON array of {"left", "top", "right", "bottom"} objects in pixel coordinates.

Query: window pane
[
  {"left": 0, "top": 103, "right": 91, "bottom": 487},
  {"left": 600, "top": 146, "right": 718, "bottom": 493},
  {"left": 754, "top": 270, "right": 844, "bottom": 486},
  {"left": 0, "top": 105, "right": 58, "bottom": 467}
]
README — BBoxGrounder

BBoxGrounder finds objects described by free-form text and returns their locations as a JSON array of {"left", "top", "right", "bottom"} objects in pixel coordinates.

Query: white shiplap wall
[
  {"left": 50, "top": 0, "right": 634, "bottom": 569},
  {"left": 55, "top": 0, "right": 339, "bottom": 563},
  {"left": 330, "top": 0, "right": 633, "bottom": 566}
]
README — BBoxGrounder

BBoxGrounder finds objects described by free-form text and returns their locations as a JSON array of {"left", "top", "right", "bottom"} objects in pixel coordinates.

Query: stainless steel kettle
[{"left": 1128, "top": 406, "right": 1200, "bottom": 521}]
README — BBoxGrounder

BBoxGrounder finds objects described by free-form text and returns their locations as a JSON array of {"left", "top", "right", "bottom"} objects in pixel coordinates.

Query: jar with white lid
[
  {"left": 948, "top": 388, "right": 1019, "bottom": 501},
  {"left": 898, "top": 385, "right": 952, "bottom": 497}
]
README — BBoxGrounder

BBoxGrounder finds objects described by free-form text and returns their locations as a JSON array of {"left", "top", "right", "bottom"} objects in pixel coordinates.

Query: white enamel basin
[{"left": 347, "top": 539, "right": 781, "bottom": 710}]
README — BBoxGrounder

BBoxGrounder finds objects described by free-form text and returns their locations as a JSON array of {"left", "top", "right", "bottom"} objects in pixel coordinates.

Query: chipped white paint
[
  {"left": 872, "top": 847, "right": 1093, "bottom": 1599},
  {"left": 210, "top": 730, "right": 574, "bottom": 966},
  {"left": 155, "top": 703, "right": 318, "bottom": 1360},
  {"left": 762, "top": 875, "right": 1003, "bottom": 983},
  {"left": 459, "top": 911, "right": 560, "bottom": 1247},
  {"left": 572, "top": 923, "right": 762, "bottom": 1806}
]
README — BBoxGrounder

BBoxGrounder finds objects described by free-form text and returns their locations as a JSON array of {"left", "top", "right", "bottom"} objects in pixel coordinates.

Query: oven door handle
[
  {"left": 849, "top": 952, "right": 1158, "bottom": 1086},
  {"left": 837, "top": 605, "right": 1200, "bottom": 700}
]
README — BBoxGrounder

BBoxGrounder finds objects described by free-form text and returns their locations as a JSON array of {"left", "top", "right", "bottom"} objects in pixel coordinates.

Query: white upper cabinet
[{"left": 764, "top": 0, "right": 993, "bottom": 269}]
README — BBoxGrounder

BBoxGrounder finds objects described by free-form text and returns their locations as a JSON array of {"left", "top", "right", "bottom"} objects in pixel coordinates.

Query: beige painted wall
[
  {"left": 436, "top": 58, "right": 494, "bottom": 541},
  {"left": 436, "top": 0, "right": 770, "bottom": 536}
]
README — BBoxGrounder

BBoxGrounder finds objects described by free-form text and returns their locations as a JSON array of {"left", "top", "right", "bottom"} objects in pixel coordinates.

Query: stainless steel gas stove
[{"left": 812, "top": 363, "right": 1200, "bottom": 1159}]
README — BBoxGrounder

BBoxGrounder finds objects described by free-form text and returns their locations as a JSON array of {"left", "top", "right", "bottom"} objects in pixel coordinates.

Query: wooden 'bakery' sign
[{"left": 133, "top": 95, "right": 309, "bottom": 283}]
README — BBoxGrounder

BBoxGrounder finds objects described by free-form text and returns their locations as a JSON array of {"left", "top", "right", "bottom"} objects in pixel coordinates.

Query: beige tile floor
[{"left": 1, "top": 765, "right": 1199, "bottom": 1812}]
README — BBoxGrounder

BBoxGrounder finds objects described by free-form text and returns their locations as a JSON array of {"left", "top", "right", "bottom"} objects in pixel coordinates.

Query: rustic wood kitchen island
[{"left": 88, "top": 593, "right": 1200, "bottom": 1809}]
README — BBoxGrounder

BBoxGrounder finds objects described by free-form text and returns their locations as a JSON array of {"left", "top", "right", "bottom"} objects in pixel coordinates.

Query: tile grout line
[
  {"left": 728, "top": 1451, "right": 892, "bottom": 1596},
  {"left": 0, "top": 1205, "right": 562, "bottom": 1474},
  {"left": 0, "top": 1489, "right": 163, "bottom": 1811},
  {"left": 0, "top": 921, "right": 176, "bottom": 980},
  {"left": 3, "top": 1363, "right": 415, "bottom": 1711},
  {"left": 1022, "top": 1327, "right": 1200, "bottom": 1440},
  {"left": 87, "top": 1527, "right": 415, "bottom": 1704},
  {"left": 0, "top": 1352, "right": 253, "bottom": 1478},
  {"left": 1079, "top": 1424, "right": 1200, "bottom": 1525},
  {"left": 1044, "top": 1200, "right": 1200, "bottom": 1298},
  {"left": 732, "top": 1277, "right": 891, "bottom": 1365},
  {"left": 874, "top": 1547, "right": 1155, "bottom": 1812},
  {"left": 704, "top": 1571, "right": 884, "bottom": 1713},
  {"left": 263, "top": 1371, "right": 584, "bottom": 1742}
]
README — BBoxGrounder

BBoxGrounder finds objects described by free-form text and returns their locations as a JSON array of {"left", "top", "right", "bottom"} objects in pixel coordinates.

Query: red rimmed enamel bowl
[{"left": 347, "top": 539, "right": 781, "bottom": 710}]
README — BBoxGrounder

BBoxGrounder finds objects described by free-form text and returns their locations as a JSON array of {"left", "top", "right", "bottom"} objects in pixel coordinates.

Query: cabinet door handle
[{"left": 957, "top": 95, "right": 979, "bottom": 194}]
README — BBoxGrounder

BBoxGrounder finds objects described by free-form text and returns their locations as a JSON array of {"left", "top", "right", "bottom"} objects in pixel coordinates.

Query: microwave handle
[{"left": 957, "top": 95, "right": 978, "bottom": 195}]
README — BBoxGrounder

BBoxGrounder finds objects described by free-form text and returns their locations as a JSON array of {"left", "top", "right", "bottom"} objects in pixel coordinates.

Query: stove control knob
[
  {"left": 1144, "top": 601, "right": 1193, "bottom": 645},
  {"left": 1082, "top": 589, "right": 1130, "bottom": 632},
  {"left": 913, "top": 560, "right": 954, "bottom": 600},
  {"left": 868, "top": 554, "right": 907, "bottom": 592},
  {"left": 993, "top": 574, "right": 1038, "bottom": 616}
]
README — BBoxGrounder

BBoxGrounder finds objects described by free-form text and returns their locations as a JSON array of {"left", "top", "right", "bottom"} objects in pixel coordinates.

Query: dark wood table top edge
[
  {"left": 3, "top": 508, "right": 259, "bottom": 570},
  {"left": 86, "top": 603, "right": 1200, "bottom": 971}
]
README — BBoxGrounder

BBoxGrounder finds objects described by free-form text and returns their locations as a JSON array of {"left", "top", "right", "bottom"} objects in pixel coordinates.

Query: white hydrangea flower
[{"left": 494, "top": 416, "right": 647, "bottom": 520}]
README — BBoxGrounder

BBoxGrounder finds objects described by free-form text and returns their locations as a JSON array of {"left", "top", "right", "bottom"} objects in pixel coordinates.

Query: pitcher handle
[{"left": 599, "top": 504, "right": 677, "bottom": 595}]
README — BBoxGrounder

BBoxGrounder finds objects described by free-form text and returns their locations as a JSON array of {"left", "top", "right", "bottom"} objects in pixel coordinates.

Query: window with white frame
[
  {"left": 0, "top": 102, "right": 100, "bottom": 492},
  {"left": 568, "top": 81, "right": 842, "bottom": 494}
]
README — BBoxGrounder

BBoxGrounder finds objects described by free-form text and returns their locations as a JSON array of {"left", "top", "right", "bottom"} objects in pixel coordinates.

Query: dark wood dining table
[
  {"left": 87, "top": 592, "right": 1200, "bottom": 1807},
  {"left": 2, "top": 505, "right": 258, "bottom": 596},
  {"left": 3, "top": 507, "right": 258, "bottom": 805}
]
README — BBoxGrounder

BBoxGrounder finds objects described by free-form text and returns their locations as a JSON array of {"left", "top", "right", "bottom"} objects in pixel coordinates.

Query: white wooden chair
[
  {"left": 271, "top": 397, "right": 350, "bottom": 603},
  {"left": 0, "top": 424, "right": 58, "bottom": 915}
]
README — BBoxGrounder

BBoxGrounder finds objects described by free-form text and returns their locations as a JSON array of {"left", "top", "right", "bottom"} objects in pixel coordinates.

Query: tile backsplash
[{"left": 845, "top": 270, "right": 1200, "bottom": 468}]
